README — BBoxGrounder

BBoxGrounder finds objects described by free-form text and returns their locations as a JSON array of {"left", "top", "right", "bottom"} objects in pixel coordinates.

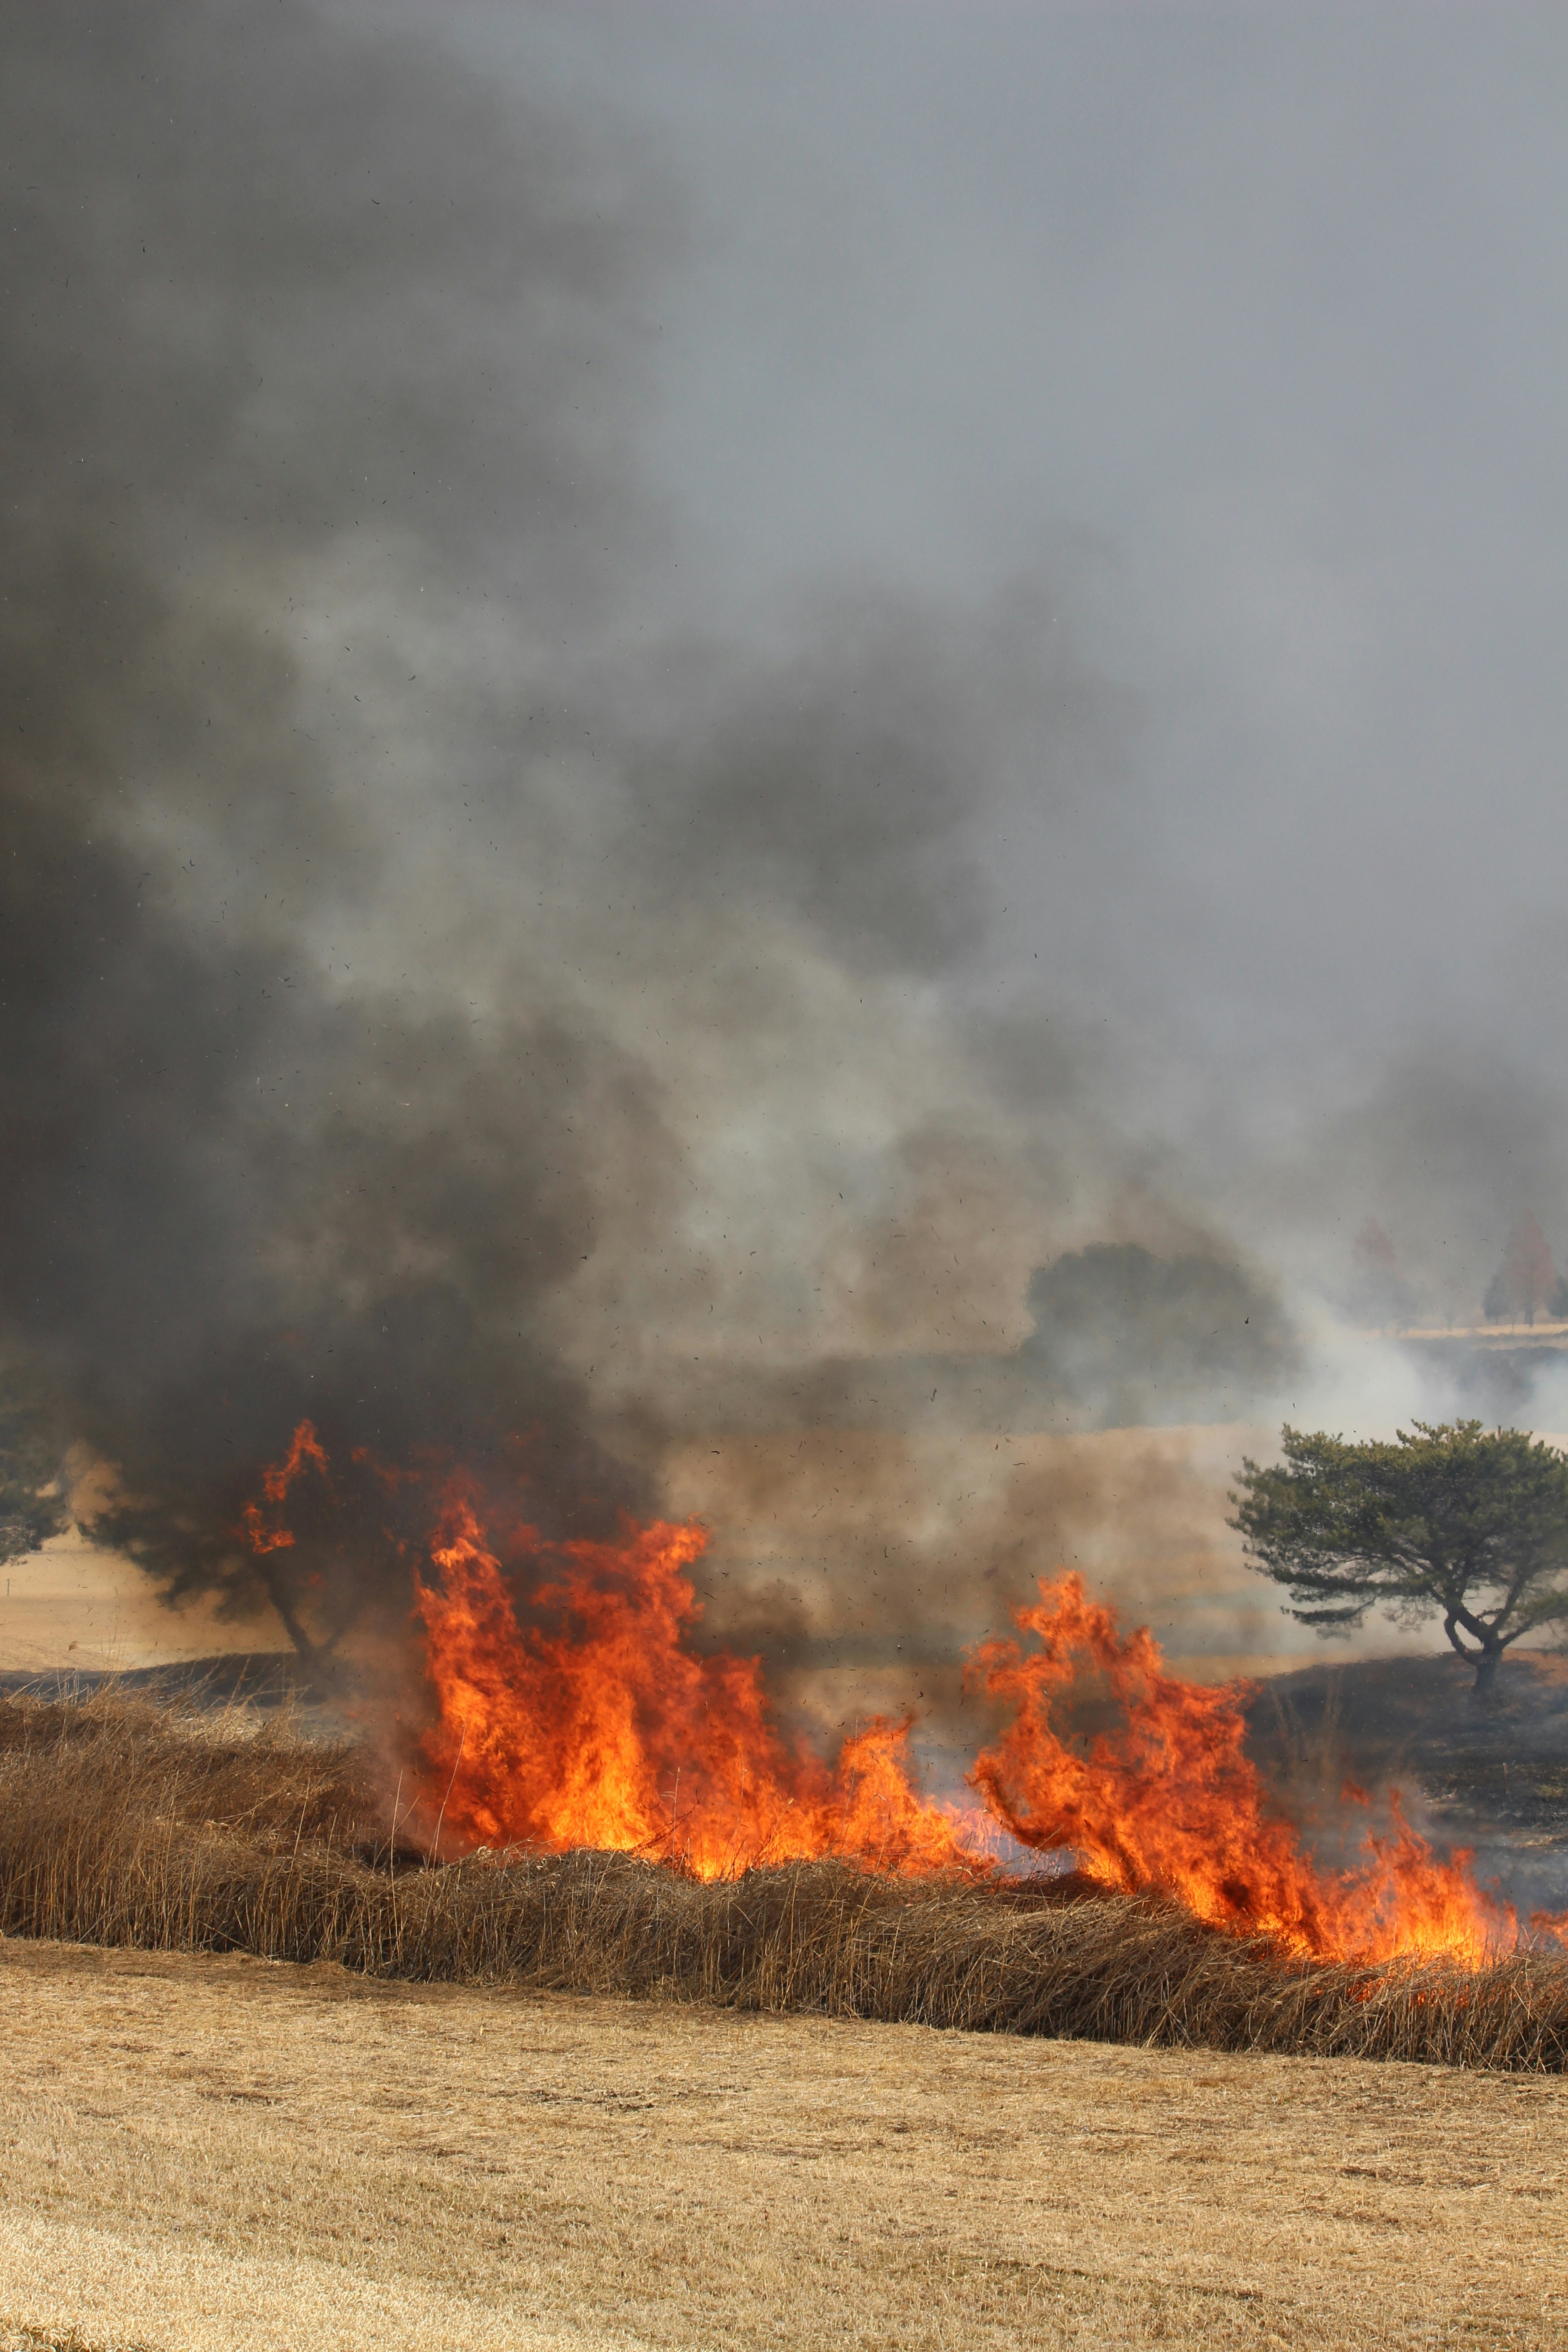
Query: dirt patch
[{"left": 0, "top": 1939, "right": 1564, "bottom": 2350}]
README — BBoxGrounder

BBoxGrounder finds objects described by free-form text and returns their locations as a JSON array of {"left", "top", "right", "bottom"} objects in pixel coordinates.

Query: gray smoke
[
  {"left": 0, "top": 2, "right": 1158, "bottom": 1662},
  {"left": 1, "top": 0, "right": 680, "bottom": 1640},
  {"left": 9, "top": 1, "right": 1567, "bottom": 1699}
]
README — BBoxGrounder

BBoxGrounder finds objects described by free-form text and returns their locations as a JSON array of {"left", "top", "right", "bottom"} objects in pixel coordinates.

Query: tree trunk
[
  {"left": 258, "top": 1562, "right": 319, "bottom": 1661},
  {"left": 1471, "top": 1642, "right": 1503, "bottom": 1698},
  {"left": 1445, "top": 1609, "right": 1507, "bottom": 1699}
]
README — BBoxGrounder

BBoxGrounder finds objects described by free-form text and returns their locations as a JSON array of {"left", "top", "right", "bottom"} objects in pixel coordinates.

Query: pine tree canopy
[{"left": 1230, "top": 1420, "right": 1568, "bottom": 1693}]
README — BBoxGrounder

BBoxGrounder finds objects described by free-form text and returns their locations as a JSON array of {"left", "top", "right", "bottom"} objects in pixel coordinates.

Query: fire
[
  {"left": 968, "top": 1574, "right": 1521, "bottom": 1964},
  {"left": 412, "top": 1494, "right": 984, "bottom": 1879},
  {"left": 241, "top": 1417, "right": 329, "bottom": 1554},
  {"left": 241, "top": 1424, "right": 1559, "bottom": 1964}
]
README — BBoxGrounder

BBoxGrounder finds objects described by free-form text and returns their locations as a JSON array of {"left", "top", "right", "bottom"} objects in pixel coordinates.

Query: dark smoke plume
[
  {"left": 4, "top": 2, "right": 1298, "bottom": 1689},
  {"left": 2, "top": 1, "right": 676, "bottom": 1648}
]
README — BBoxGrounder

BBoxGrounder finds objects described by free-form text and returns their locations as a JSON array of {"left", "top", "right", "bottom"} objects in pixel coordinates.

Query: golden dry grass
[
  {"left": 3, "top": 1688, "right": 1568, "bottom": 2069},
  {"left": 4, "top": 1694, "right": 1568, "bottom": 2348},
  {"left": 1, "top": 1938, "right": 1566, "bottom": 2351}
]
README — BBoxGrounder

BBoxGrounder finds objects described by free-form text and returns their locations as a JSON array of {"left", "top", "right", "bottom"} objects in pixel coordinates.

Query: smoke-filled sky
[
  {"left": 509, "top": 0, "right": 1568, "bottom": 1223},
  {"left": 6, "top": 2, "right": 1568, "bottom": 1692}
]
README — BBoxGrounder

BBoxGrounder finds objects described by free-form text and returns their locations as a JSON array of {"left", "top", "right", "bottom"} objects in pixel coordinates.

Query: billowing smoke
[
  {"left": 14, "top": 1, "right": 1562, "bottom": 1717},
  {"left": 2, "top": 0, "right": 677, "bottom": 1646}
]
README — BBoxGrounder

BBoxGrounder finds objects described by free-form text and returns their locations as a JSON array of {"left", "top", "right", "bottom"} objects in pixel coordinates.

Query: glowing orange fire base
[
  {"left": 414, "top": 1500, "right": 984, "bottom": 1880},
  {"left": 967, "top": 1575, "right": 1533, "bottom": 1966},
  {"left": 243, "top": 1424, "right": 1565, "bottom": 1967}
]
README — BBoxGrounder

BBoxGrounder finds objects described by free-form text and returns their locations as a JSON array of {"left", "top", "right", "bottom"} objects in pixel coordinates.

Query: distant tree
[
  {"left": 0, "top": 1373, "right": 71, "bottom": 1566},
  {"left": 1348, "top": 1217, "right": 1416, "bottom": 1331},
  {"left": 1018, "top": 1244, "right": 1294, "bottom": 1425},
  {"left": 91, "top": 1421, "right": 369, "bottom": 1664},
  {"left": 1231, "top": 1420, "right": 1568, "bottom": 1696},
  {"left": 1483, "top": 1211, "right": 1560, "bottom": 1325}
]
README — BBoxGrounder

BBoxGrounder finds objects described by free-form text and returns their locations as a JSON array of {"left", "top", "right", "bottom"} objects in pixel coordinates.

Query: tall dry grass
[{"left": 2, "top": 1687, "right": 1566, "bottom": 2068}]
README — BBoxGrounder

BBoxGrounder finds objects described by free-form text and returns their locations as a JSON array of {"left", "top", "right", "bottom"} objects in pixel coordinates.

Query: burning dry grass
[{"left": 2, "top": 1687, "right": 1568, "bottom": 2071}]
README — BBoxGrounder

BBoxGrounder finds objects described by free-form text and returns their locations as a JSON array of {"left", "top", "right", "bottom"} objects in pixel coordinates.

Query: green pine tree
[{"left": 1232, "top": 1421, "right": 1568, "bottom": 1695}]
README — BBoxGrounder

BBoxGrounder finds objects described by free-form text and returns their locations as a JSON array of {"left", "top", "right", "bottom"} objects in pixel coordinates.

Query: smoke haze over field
[{"left": 6, "top": 2, "right": 1568, "bottom": 1686}]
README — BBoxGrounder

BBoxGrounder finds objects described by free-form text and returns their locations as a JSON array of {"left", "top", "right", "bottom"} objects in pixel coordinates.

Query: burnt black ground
[{"left": 1244, "top": 1650, "right": 1568, "bottom": 1915}]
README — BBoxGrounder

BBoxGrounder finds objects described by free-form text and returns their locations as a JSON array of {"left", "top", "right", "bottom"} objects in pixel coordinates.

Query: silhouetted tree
[
  {"left": 0, "top": 1372, "right": 71, "bottom": 1566},
  {"left": 1232, "top": 1421, "right": 1568, "bottom": 1696}
]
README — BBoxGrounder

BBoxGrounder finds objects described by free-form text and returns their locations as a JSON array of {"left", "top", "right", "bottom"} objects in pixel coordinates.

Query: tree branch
[{"left": 1443, "top": 1611, "right": 1482, "bottom": 1662}]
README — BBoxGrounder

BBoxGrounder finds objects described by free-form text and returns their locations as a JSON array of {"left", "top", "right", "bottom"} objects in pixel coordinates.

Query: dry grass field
[
  {"left": 2, "top": 1936, "right": 1566, "bottom": 2352},
  {"left": 7, "top": 1689, "right": 1568, "bottom": 2068},
  {"left": 5, "top": 1688, "right": 1568, "bottom": 2349}
]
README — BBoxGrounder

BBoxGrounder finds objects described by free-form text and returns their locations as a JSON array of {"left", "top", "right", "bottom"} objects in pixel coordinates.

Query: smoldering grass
[{"left": 2, "top": 1690, "right": 1566, "bottom": 2070}]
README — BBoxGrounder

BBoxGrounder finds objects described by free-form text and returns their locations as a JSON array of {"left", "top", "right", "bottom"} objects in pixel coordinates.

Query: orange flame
[
  {"left": 968, "top": 1574, "right": 1523, "bottom": 1964},
  {"left": 412, "top": 1494, "right": 985, "bottom": 1879},
  {"left": 236, "top": 1430, "right": 1562, "bottom": 1963},
  {"left": 241, "top": 1418, "right": 330, "bottom": 1552}
]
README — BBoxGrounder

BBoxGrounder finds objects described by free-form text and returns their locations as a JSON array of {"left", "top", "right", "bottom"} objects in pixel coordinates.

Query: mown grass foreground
[{"left": 2, "top": 1687, "right": 1566, "bottom": 2069}]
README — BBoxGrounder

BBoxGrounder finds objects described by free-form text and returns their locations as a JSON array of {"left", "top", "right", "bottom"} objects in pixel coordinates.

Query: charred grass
[{"left": 2, "top": 1687, "right": 1566, "bottom": 2069}]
